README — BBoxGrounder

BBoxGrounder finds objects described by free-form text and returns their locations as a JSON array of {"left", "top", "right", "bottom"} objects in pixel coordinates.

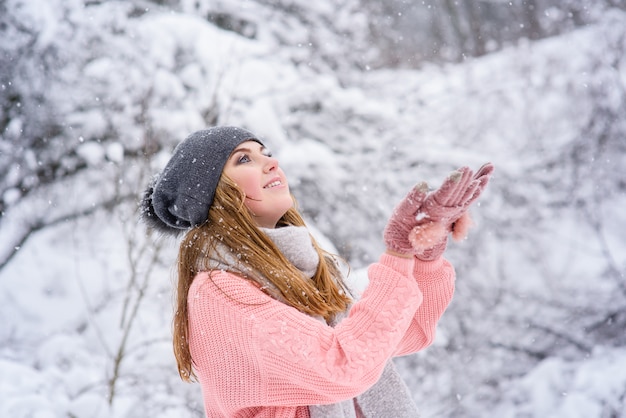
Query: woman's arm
[
  {"left": 188, "top": 254, "right": 421, "bottom": 409},
  {"left": 391, "top": 256, "right": 456, "bottom": 356}
]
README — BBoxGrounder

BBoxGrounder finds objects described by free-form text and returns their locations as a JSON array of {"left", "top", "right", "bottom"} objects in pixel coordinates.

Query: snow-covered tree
[{"left": 1, "top": 0, "right": 625, "bottom": 416}]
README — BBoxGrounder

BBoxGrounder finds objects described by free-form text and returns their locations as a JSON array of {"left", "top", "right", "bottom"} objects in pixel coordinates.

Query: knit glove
[
  {"left": 383, "top": 181, "right": 430, "bottom": 255},
  {"left": 384, "top": 163, "right": 494, "bottom": 260}
]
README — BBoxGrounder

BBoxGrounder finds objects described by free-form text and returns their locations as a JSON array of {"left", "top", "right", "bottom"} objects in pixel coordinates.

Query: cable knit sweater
[{"left": 188, "top": 252, "right": 455, "bottom": 417}]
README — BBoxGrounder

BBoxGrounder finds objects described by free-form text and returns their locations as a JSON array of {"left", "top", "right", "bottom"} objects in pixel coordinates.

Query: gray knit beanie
[{"left": 140, "top": 126, "right": 262, "bottom": 235}]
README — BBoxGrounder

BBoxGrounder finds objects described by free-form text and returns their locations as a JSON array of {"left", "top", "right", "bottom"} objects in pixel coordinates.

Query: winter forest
[{"left": 1, "top": 0, "right": 626, "bottom": 416}]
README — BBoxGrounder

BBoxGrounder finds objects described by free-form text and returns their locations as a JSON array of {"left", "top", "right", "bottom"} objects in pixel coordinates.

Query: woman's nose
[{"left": 263, "top": 156, "right": 279, "bottom": 173}]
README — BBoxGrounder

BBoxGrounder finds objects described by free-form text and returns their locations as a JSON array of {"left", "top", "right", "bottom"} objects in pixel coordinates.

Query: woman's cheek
[{"left": 235, "top": 174, "right": 262, "bottom": 201}]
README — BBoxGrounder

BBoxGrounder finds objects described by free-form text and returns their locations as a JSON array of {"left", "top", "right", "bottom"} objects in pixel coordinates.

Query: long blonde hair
[{"left": 173, "top": 175, "right": 352, "bottom": 382}]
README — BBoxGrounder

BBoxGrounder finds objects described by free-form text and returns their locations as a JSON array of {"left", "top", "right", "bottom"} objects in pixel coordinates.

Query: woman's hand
[
  {"left": 383, "top": 181, "right": 430, "bottom": 255},
  {"left": 384, "top": 163, "right": 494, "bottom": 260},
  {"left": 419, "top": 163, "right": 493, "bottom": 224}
]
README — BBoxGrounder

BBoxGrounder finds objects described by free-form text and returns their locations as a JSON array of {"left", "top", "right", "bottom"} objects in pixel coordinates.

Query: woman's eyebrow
[
  {"left": 232, "top": 146, "right": 252, "bottom": 154},
  {"left": 231, "top": 144, "right": 266, "bottom": 154}
]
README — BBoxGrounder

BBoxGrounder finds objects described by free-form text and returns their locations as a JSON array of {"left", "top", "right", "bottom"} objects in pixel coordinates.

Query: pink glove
[
  {"left": 384, "top": 163, "right": 494, "bottom": 260},
  {"left": 418, "top": 163, "right": 493, "bottom": 224},
  {"left": 383, "top": 181, "right": 430, "bottom": 255}
]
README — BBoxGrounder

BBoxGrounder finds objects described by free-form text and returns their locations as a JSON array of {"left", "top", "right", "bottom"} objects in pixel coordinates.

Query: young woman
[{"left": 141, "top": 126, "right": 493, "bottom": 418}]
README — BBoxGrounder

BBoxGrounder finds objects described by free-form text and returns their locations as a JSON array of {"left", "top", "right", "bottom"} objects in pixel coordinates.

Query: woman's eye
[
  {"left": 237, "top": 154, "right": 251, "bottom": 164},
  {"left": 262, "top": 149, "right": 273, "bottom": 158}
]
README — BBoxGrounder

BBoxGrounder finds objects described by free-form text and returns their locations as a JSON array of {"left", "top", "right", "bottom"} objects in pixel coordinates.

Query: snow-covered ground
[{"left": 1, "top": 1, "right": 625, "bottom": 417}]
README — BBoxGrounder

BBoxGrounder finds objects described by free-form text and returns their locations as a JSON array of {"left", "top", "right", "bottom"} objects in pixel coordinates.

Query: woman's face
[{"left": 223, "top": 141, "right": 293, "bottom": 228}]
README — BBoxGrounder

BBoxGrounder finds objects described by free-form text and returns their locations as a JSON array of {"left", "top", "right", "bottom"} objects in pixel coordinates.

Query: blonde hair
[{"left": 173, "top": 175, "right": 352, "bottom": 382}]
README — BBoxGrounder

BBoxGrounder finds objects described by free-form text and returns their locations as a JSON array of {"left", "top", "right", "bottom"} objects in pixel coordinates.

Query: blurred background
[{"left": 1, "top": 0, "right": 625, "bottom": 416}]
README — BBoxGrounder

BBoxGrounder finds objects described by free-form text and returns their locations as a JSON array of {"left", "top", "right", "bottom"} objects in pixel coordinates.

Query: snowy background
[{"left": 1, "top": 0, "right": 625, "bottom": 417}]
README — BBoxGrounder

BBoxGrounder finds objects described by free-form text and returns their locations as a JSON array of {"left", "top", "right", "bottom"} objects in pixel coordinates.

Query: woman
[{"left": 141, "top": 126, "right": 493, "bottom": 418}]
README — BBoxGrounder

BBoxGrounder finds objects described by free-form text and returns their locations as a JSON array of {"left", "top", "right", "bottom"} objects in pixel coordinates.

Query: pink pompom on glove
[{"left": 384, "top": 163, "right": 494, "bottom": 261}]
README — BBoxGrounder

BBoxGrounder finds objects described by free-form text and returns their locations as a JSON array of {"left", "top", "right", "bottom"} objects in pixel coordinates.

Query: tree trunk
[
  {"left": 464, "top": 0, "right": 486, "bottom": 57},
  {"left": 522, "top": 0, "right": 543, "bottom": 39}
]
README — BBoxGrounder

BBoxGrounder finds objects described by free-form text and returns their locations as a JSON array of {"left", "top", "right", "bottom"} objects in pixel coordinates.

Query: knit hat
[{"left": 141, "top": 126, "right": 263, "bottom": 235}]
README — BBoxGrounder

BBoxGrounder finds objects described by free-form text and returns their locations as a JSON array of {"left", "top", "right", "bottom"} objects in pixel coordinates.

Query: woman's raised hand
[
  {"left": 384, "top": 163, "right": 494, "bottom": 260},
  {"left": 383, "top": 181, "right": 431, "bottom": 255}
]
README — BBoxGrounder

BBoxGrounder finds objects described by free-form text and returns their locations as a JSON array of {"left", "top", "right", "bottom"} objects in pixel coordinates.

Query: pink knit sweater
[{"left": 188, "top": 253, "right": 455, "bottom": 417}]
